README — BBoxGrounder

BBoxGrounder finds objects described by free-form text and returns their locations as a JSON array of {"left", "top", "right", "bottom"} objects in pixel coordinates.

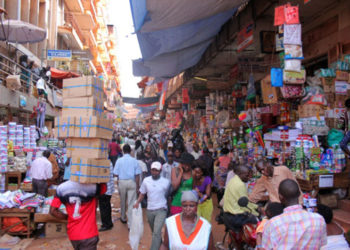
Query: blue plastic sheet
[
  {"left": 133, "top": 39, "right": 213, "bottom": 77},
  {"left": 129, "top": 0, "right": 241, "bottom": 79},
  {"left": 137, "top": 9, "right": 235, "bottom": 60}
]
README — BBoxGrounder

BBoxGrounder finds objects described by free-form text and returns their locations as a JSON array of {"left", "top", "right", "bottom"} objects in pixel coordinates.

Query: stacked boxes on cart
[{"left": 55, "top": 76, "right": 112, "bottom": 183}]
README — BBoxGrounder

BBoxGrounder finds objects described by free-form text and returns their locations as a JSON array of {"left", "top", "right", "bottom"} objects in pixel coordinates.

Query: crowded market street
[{"left": 0, "top": 0, "right": 349, "bottom": 249}]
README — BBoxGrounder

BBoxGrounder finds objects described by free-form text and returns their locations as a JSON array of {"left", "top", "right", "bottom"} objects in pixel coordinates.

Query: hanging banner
[{"left": 237, "top": 22, "right": 254, "bottom": 53}]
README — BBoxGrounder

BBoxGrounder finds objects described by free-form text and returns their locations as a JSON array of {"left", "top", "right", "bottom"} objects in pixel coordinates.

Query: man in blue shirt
[{"left": 114, "top": 144, "right": 141, "bottom": 227}]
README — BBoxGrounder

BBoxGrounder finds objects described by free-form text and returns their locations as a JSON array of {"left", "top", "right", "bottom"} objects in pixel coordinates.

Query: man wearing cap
[
  {"left": 160, "top": 190, "right": 214, "bottom": 250},
  {"left": 134, "top": 162, "right": 170, "bottom": 250}
]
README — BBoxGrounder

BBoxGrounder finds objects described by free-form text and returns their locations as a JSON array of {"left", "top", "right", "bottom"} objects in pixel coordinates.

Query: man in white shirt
[
  {"left": 161, "top": 152, "right": 179, "bottom": 182},
  {"left": 191, "top": 143, "right": 201, "bottom": 160},
  {"left": 134, "top": 162, "right": 170, "bottom": 250},
  {"left": 30, "top": 150, "right": 52, "bottom": 196}
]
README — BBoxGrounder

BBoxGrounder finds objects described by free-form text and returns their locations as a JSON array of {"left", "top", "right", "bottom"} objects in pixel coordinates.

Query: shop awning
[
  {"left": 50, "top": 68, "right": 80, "bottom": 79},
  {"left": 122, "top": 96, "right": 159, "bottom": 105},
  {"left": 130, "top": 0, "right": 244, "bottom": 79}
]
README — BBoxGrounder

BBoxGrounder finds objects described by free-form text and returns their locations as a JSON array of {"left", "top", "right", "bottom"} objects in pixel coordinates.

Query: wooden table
[
  {"left": 0, "top": 208, "right": 34, "bottom": 238},
  {"left": 34, "top": 213, "right": 67, "bottom": 223}
]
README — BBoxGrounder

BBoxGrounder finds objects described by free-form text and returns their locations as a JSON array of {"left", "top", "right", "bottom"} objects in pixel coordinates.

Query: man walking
[
  {"left": 108, "top": 138, "right": 121, "bottom": 167},
  {"left": 161, "top": 151, "right": 178, "bottom": 182},
  {"left": 134, "top": 162, "right": 170, "bottom": 250},
  {"left": 30, "top": 150, "right": 52, "bottom": 196},
  {"left": 98, "top": 162, "right": 115, "bottom": 231},
  {"left": 50, "top": 181, "right": 106, "bottom": 250},
  {"left": 261, "top": 179, "right": 327, "bottom": 249},
  {"left": 114, "top": 144, "right": 141, "bottom": 227}
]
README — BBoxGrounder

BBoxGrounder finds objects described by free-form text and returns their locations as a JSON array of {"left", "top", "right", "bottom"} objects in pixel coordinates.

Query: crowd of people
[{"left": 47, "top": 128, "right": 350, "bottom": 250}]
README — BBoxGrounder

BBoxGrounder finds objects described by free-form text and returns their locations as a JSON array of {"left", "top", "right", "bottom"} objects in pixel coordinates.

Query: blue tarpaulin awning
[{"left": 130, "top": 0, "right": 245, "bottom": 79}]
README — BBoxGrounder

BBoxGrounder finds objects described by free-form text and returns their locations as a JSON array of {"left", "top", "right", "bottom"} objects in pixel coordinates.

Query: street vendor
[
  {"left": 340, "top": 98, "right": 350, "bottom": 157},
  {"left": 249, "top": 160, "right": 303, "bottom": 204},
  {"left": 30, "top": 150, "right": 52, "bottom": 196}
]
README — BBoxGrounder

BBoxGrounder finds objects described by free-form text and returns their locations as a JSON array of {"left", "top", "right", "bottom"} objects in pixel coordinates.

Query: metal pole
[{"left": 17, "top": 0, "right": 21, "bottom": 20}]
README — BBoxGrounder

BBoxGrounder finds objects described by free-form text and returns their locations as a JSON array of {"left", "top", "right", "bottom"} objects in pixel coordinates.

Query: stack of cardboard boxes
[{"left": 55, "top": 76, "right": 113, "bottom": 183}]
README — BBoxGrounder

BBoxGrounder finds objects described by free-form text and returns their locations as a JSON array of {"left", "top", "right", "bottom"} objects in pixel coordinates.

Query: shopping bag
[{"left": 129, "top": 206, "right": 144, "bottom": 250}]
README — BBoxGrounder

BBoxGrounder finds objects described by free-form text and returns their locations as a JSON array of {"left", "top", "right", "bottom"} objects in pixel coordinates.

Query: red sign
[
  {"left": 237, "top": 23, "right": 254, "bottom": 53},
  {"left": 182, "top": 88, "right": 189, "bottom": 104},
  {"left": 274, "top": 4, "right": 299, "bottom": 26}
]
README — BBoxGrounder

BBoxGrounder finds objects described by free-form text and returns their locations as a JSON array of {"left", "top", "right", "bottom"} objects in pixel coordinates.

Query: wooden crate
[{"left": 297, "top": 177, "right": 313, "bottom": 192}]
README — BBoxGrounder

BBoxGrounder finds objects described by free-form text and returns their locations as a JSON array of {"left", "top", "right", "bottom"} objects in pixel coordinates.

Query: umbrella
[{"left": 0, "top": 19, "right": 46, "bottom": 43}]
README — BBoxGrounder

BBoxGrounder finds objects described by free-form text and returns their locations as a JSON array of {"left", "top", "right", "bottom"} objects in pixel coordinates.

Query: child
[{"left": 256, "top": 202, "right": 284, "bottom": 248}]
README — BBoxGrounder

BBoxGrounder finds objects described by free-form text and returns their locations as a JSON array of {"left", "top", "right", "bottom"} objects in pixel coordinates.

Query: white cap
[{"left": 151, "top": 161, "right": 162, "bottom": 170}]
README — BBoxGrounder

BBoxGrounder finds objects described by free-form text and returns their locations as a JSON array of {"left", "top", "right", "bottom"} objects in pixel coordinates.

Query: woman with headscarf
[{"left": 160, "top": 190, "right": 214, "bottom": 250}]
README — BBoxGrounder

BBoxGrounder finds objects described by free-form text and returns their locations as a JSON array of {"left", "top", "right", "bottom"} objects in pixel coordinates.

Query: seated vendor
[
  {"left": 249, "top": 160, "right": 303, "bottom": 204},
  {"left": 223, "top": 165, "right": 258, "bottom": 231}
]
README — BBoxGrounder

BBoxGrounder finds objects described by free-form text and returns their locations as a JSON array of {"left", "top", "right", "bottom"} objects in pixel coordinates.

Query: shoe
[
  {"left": 99, "top": 226, "right": 113, "bottom": 232},
  {"left": 120, "top": 218, "right": 127, "bottom": 224}
]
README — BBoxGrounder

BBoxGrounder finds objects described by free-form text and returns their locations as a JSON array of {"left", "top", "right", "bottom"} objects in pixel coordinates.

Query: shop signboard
[
  {"left": 237, "top": 22, "right": 254, "bottom": 53},
  {"left": 47, "top": 50, "right": 72, "bottom": 61}
]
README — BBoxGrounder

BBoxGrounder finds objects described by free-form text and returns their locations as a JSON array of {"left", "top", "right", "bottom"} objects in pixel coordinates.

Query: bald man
[
  {"left": 261, "top": 179, "right": 327, "bottom": 249},
  {"left": 223, "top": 165, "right": 258, "bottom": 231}
]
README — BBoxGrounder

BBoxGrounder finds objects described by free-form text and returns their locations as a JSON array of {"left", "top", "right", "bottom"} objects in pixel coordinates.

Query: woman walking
[
  {"left": 214, "top": 147, "right": 231, "bottom": 202},
  {"left": 192, "top": 160, "right": 213, "bottom": 223}
]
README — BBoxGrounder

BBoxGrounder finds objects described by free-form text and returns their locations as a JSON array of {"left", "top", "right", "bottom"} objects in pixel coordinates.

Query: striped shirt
[
  {"left": 105, "top": 163, "right": 115, "bottom": 196},
  {"left": 262, "top": 205, "right": 327, "bottom": 250}
]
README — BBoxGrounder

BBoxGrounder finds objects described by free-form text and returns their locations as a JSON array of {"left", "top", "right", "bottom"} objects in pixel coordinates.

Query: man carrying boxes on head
[
  {"left": 52, "top": 76, "right": 114, "bottom": 248},
  {"left": 50, "top": 181, "right": 107, "bottom": 250}
]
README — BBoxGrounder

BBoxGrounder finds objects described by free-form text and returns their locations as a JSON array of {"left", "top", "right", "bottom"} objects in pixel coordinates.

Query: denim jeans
[{"left": 146, "top": 208, "right": 167, "bottom": 250}]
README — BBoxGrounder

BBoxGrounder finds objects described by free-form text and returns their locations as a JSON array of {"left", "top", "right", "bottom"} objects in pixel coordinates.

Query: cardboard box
[
  {"left": 66, "top": 138, "right": 108, "bottom": 158},
  {"left": 70, "top": 158, "right": 110, "bottom": 183},
  {"left": 321, "top": 77, "right": 335, "bottom": 93},
  {"left": 336, "top": 70, "right": 348, "bottom": 81},
  {"left": 74, "top": 116, "right": 113, "bottom": 140},
  {"left": 54, "top": 116, "right": 75, "bottom": 138},
  {"left": 62, "top": 96, "right": 104, "bottom": 117},
  {"left": 283, "top": 70, "right": 306, "bottom": 84},
  {"left": 324, "top": 93, "right": 335, "bottom": 107},
  {"left": 45, "top": 222, "right": 67, "bottom": 238},
  {"left": 298, "top": 104, "right": 325, "bottom": 118},
  {"left": 261, "top": 75, "right": 279, "bottom": 104},
  {"left": 6, "top": 75, "right": 21, "bottom": 91},
  {"left": 335, "top": 95, "right": 348, "bottom": 107},
  {"left": 63, "top": 76, "right": 106, "bottom": 100},
  {"left": 319, "top": 194, "right": 337, "bottom": 209}
]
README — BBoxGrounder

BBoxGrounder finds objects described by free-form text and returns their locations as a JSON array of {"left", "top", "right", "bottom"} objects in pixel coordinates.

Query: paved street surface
[{"left": 26, "top": 189, "right": 226, "bottom": 249}]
